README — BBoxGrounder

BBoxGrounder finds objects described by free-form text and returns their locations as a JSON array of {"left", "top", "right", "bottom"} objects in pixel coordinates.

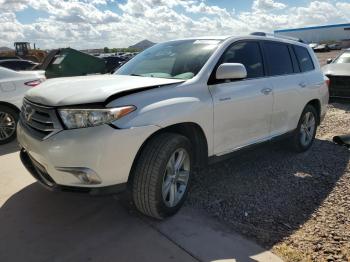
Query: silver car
[{"left": 323, "top": 49, "right": 350, "bottom": 98}]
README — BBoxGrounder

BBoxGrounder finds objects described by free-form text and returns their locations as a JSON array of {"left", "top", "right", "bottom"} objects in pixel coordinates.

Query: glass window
[
  {"left": 219, "top": 41, "right": 264, "bottom": 78},
  {"left": 293, "top": 45, "right": 315, "bottom": 72},
  {"left": 116, "top": 39, "right": 221, "bottom": 80},
  {"left": 263, "top": 42, "right": 294, "bottom": 76}
]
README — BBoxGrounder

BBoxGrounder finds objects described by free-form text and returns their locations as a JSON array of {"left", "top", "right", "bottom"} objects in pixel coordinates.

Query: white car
[
  {"left": 0, "top": 67, "right": 45, "bottom": 144},
  {"left": 17, "top": 34, "right": 329, "bottom": 219}
]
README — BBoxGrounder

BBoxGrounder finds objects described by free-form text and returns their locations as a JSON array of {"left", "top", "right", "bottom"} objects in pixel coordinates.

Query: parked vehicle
[
  {"left": 323, "top": 49, "right": 350, "bottom": 98},
  {"left": 0, "top": 67, "right": 45, "bottom": 144},
  {"left": 0, "top": 59, "right": 38, "bottom": 71},
  {"left": 328, "top": 43, "right": 342, "bottom": 50},
  {"left": 314, "top": 44, "right": 330, "bottom": 52},
  {"left": 17, "top": 34, "right": 328, "bottom": 219},
  {"left": 103, "top": 56, "right": 126, "bottom": 73},
  {"left": 309, "top": 43, "right": 319, "bottom": 50}
]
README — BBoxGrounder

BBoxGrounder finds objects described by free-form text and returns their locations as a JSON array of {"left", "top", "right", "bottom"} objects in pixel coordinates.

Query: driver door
[{"left": 208, "top": 41, "right": 274, "bottom": 155}]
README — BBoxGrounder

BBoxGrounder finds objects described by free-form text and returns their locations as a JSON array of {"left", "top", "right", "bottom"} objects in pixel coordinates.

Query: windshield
[
  {"left": 115, "top": 39, "right": 221, "bottom": 80},
  {"left": 334, "top": 52, "right": 350, "bottom": 64}
]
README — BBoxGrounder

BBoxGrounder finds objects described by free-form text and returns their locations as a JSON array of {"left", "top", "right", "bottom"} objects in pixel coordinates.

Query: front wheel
[
  {"left": 289, "top": 105, "right": 318, "bottom": 152},
  {"left": 132, "top": 133, "right": 192, "bottom": 219}
]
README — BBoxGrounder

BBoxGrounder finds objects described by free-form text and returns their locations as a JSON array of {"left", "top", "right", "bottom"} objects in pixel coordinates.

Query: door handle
[
  {"left": 261, "top": 88, "right": 272, "bottom": 95},
  {"left": 299, "top": 82, "right": 307, "bottom": 88}
]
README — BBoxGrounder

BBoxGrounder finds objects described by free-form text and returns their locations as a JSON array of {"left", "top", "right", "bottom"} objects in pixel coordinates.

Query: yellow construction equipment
[{"left": 0, "top": 42, "right": 47, "bottom": 62}]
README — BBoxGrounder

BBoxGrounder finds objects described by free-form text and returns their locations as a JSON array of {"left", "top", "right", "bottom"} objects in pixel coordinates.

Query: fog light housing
[{"left": 56, "top": 167, "right": 101, "bottom": 185}]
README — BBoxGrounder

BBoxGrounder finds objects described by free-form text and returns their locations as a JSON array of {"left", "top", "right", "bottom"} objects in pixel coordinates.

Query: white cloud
[
  {"left": 252, "top": 0, "right": 287, "bottom": 11},
  {"left": 0, "top": 0, "right": 349, "bottom": 49}
]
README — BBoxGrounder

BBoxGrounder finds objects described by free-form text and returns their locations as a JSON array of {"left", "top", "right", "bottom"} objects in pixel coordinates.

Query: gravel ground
[{"left": 187, "top": 102, "right": 350, "bottom": 262}]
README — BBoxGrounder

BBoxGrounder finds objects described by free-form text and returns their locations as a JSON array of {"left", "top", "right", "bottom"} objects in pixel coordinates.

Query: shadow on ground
[
  {"left": 187, "top": 138, "right": 349, "bottom": 248},
  {"left": 329, "top": 98, "right": 350, "bottom": 108},
  {"left": 0, "top": 140, "right": 19, "bottom": 157},
  {"left": 0, "top": 184, "right": 195, "bottom": 262}
]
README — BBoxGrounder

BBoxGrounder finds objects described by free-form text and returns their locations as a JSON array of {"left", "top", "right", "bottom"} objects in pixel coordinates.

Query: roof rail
[{"left": 250, "top": 32, "right": 305, "bottom": 43}]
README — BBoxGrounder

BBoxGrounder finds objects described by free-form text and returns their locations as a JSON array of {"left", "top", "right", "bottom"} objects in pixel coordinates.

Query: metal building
[{"left": 274, "top": 23, "right": 350, "bottom": 44}]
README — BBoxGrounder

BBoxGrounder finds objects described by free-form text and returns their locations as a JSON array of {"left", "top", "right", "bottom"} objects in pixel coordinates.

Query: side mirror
[
  {"left": 326, "top": 58, "right": 333, "bottom": 64},
  {"left": 216, "top": 63, "right": 247, "bottom": 80}
]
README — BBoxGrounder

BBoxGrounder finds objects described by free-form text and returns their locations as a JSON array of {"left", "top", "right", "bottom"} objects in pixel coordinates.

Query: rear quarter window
[{"left": 293, "top": 45, "right": 315, "bottom": 72}]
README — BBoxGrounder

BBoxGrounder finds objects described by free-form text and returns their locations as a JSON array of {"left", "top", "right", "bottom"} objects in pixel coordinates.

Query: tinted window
[
  {"left": 293, "top": 45, "right": 314, "bottom": 72},
  {"left": 0, "top": 61, "right": 16, "bottom": 70},
  {"left": 263, "top": 42, "right": 293, "bottom": 76},
  {"left": 220, "top": 41, "right": 264, "bottom": 78}
]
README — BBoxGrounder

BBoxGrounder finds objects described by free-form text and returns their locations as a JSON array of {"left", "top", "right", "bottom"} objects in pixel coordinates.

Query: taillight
[
  {"left": 24, "top": 79, "right": 44, "bottom": 87},
  {"left": 324, "top": 77, "right": 330, "bottom": 87}
]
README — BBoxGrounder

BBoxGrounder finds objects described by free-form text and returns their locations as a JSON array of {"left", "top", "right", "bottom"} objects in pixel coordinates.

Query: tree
[{"left": 103, "top": 47, "right": 109, "bottom": 53}]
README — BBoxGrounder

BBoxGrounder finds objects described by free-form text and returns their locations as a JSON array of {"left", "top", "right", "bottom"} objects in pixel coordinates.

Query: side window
[
  {"left": 219, "top": 41, "right": 264, "bottom": 79},
  {"left": 263, "top": 42, "right": 294, "bottom": 76},
  {"left": 293, "top": 45, "right": 315, "bottom": 72},
  {"left": 1, "top": 62, "right": 11, "bottom": 69}
]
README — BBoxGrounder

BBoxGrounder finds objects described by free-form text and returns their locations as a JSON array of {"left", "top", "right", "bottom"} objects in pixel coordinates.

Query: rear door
[
  {"left": 209, "top": 41, "right": 274, "bottom": 155},
  {"left": 261, "top": 41, "right": 306, "bottom": 135}
]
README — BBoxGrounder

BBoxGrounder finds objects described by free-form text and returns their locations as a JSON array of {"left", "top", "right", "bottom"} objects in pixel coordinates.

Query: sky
[{"left": 0, "top": 0, "right": 350, "bottom": 49}]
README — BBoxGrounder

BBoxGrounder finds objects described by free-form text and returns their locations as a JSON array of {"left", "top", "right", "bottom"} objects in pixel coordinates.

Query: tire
[
  {"left": 132, "top": 133, "right": 193, "bottom": 219},
  {"left": 0, "top": 105, "right": 19, "bottom": 145},
  {"left": 288, "top": 105, "right": 318, "bottom": 152}
]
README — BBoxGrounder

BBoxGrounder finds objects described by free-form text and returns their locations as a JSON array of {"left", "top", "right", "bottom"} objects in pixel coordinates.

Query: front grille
[
  {"left": 327, "top": 75, "right": 350, "bottom": 98},
  {"left": 20, "top": 99, "right": 63, "bottom": 140}
]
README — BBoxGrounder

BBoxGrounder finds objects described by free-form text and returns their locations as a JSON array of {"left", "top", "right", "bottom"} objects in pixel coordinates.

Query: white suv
[{"left": 17, "top": 34, "right": 328, "bottom": 219}]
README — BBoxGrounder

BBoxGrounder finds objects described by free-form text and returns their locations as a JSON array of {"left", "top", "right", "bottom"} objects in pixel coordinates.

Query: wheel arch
[
  {"left": 306, "top": 99, "right": 321, "bottom": 125},
  {"left": 0, "top": 101, "right": 20, "bottom": 113},
  {"left": 127, "top": 122, "right": 209, "bottom": 185}
]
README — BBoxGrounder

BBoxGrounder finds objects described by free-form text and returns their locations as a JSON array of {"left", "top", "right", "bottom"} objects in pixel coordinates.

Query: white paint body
[
  {"left": 0, "top": 67, "right": 45, "bottom": 109},
  {"left": 17, "top": 35, "right": 329, "bottom": 188}
]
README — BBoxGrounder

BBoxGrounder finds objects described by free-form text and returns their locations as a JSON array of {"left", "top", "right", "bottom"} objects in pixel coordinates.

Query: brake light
[
  {"left": 24, "top": 79, "right": 44, "bottom": 87},
  {"left": 325, "top": 78, "right": 330, "bottom": 87}
]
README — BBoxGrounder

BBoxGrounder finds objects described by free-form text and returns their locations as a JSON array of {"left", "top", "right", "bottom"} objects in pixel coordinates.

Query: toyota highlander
[{"left": 17, "top": 34, "right": 329, "bottom": 219}]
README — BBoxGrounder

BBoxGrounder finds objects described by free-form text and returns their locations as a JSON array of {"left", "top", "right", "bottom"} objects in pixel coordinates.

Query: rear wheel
[
  {"left": 0, "top": 105, "right": 18, "bottom": 145},
  {"left": 132, "top": 133, "right": 192, "bottom": 219},
  {"left": 288, "top": 105, "right": 318, "bottom": 152}
]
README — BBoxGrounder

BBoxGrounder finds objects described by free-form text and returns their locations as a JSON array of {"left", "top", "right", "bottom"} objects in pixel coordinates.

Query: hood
[
  {"left": 322, "top": 63, "right": 350, "bottom": 76},
  {"left": 25, "top": 74, "right": 184, "bottom": 106}
]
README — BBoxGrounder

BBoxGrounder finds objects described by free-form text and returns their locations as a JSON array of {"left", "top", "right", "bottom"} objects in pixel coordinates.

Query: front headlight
[{"left": 58, "top": 106, "right": 136, "bottom": 129}]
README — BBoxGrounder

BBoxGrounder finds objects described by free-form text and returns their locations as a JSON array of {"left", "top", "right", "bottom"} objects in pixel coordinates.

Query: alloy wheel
[
  {"left": 162, "top": 148, "right": 190, "bottom": 207},
  {"left": 300, "top": 112, "right": 316, "bottom": 147},
  {"left": 0, "top": 111, "right": 16, "bottom": 141}
]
